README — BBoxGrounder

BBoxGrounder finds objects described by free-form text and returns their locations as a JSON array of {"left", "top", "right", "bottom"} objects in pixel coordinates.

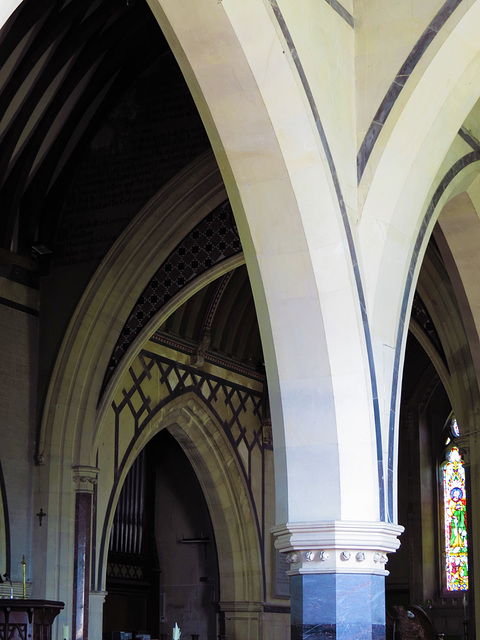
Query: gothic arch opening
[
  {"left": 103, "top": 430, "right": 220, "bottom": 640},
  {"left": 97, "top": 387, "right": 267, "bottom": 640}
]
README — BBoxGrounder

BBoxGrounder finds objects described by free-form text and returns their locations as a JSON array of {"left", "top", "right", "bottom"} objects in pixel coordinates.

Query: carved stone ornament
[
  {"left": 455, "top": 437, "right": 471, "bottom": 466},
  {"left": 262, "top": 420, "right": 273, "bottom": 446},
  {"left": 35, "top": 452, "right": 45, "bottom": 466},
  {"left": 72, "top": 466, "right": 99, "bottom": 492},
  {"left": 272, "top": 520, "right": 404, "bottom": 576},
  {"left": 373, "top": 552, "right": 388, "bottom": 564}
]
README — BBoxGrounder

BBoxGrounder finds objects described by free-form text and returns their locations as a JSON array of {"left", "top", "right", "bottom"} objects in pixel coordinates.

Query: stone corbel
[
  {"left": 72, "top": 466, "right": 99, "bottom": 493},
  {"left": 454, "top": 436, "right": 470, "bottom": 466}
]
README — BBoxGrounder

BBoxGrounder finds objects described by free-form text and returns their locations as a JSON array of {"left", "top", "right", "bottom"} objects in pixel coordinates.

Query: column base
[{"left": 291, "top": 573, "right": 385, "bottom": 640}]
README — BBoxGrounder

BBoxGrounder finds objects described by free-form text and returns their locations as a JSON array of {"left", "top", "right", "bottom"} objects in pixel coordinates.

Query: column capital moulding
[
  {"left": 72, "top": 466, "right": 100, "bottom": 493},
  {"left": 454, "top": 436, "right": 471, "bottom": 466},
  {"left": 272, "top": 520, "right": 404, "bottom": 577}
]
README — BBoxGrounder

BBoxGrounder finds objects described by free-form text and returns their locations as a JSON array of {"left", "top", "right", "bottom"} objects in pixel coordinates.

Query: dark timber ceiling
[
  {"left": 0, "top": 0, "right": 266, "bottom": 373},
  {"left": 0, "top": 0, "right": 168, "bottom": 255},
  {"left": 0, "top": 0, "right": 449, "bottom": 385}
]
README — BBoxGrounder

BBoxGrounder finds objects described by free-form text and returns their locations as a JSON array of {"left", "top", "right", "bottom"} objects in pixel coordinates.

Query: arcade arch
[{"left": 97, "top": 392, "right": 265, "bottom": 639}]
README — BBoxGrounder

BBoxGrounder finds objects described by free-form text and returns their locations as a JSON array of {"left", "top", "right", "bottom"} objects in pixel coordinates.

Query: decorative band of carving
[
  {"left": 282, "top": 547, "right": 390, "bottom": 576},
  {"left": 72, "top": 466, "right": 99, "bottom": 493},
  {"left": 272, "top": 520, "right": 404, "bottom": 577}
]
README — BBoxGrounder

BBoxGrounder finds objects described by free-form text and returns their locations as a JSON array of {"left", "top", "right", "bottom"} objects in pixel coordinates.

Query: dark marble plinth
[{"left": 291, "top": 574, "right": 385, "bottom": 639}]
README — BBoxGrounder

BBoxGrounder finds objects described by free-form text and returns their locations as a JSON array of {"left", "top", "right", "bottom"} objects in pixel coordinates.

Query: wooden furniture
[{"left": 0, "top": 600, "right": 64, "bottom": 640}]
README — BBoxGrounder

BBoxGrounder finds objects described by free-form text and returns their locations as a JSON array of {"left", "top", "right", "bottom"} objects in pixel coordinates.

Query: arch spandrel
[
  {"left": 437, "top": 189, "right": 480, "bottom": 407},
  {"left": 360, "top": 1, "right": 480, "bottom": 335},
  {"left": 39, "top": 152, "right": 226, "bottom": 468},
  {"left": 354, "top": 2, "right": 480, "bottom": 519}
]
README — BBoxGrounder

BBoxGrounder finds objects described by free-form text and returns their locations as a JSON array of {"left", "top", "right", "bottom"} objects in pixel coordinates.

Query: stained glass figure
[
  {"left": 443, "top": 446, "right": 468, "bottom": 591},
  {"left": 451, "top": 418, "right": 460, "bottom": 438}
]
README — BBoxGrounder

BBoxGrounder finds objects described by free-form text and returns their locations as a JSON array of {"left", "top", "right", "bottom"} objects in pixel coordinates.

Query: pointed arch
[
  {"left": 359, "top": 5, "right": 480, "bottom": 512},
  {"left": 97, "top": 393, "right": 263, "bottom": 604},
  {"left": 148, "top": 0, "right": 380, "bottom": 525},
  {"left": 360, "top": 2, "right": 480, "bottom": 346}
]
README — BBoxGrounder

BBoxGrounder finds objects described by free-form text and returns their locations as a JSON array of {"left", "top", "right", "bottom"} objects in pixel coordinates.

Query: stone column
[
  {"left": 89, "top": 591, "right": 108, "bottom": 640},
  {"left": 72, "top": 467, "right": 99, "bottom": 640},
  {"left": 272, "top": 521, "right": 404, "bottom": 640}
]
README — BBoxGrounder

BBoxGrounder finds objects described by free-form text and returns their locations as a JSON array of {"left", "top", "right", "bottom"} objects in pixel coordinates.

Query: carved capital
[
  {"left": 262, "top": 419, "right": 272, "bottom": 446},
  {"left": 272, "top": 520, "right": 404, "bottom": 577},
  {"left": 73, "top": 466, "right": 99, "bottom": 493},
  {"left": 455, "top": 436, "right": 470, "bottom": 466}
]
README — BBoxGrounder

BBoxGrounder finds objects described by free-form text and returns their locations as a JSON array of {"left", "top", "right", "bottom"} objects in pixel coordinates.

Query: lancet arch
[
  {"left": 96, "top": 393, "right": 263, "bottom": 607},
  {"left": 39, "top": 151, "right": 226, "bottom": 466},
  {"left": 360, "top": 1, "right": 480, "bottom": 361},
  {"left": 359, "top": 5, "right": 480, "bottom": 511},
  {"left": 148, "top": 0, "right": 381, "bottom": 528}
]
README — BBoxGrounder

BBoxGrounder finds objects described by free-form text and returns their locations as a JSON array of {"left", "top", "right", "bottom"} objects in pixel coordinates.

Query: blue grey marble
[
  {"left": 429, "top": 0, "right": 462, "bottom": 31},
  {"left": 291, "top": 574, "right": 386, "bottom": 639}
]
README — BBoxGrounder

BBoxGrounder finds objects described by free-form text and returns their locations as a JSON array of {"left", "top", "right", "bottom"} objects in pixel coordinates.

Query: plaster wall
[{"left": 0, "top": 294, "right": 37, "bottom": 588}]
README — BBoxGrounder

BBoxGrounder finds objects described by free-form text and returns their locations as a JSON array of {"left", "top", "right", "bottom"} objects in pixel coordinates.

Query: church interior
[{"left": 2, "top": 0, "right": 480, "bottom": 639}]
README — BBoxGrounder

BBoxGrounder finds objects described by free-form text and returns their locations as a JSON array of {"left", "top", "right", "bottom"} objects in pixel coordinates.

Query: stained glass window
[
  {"left": 451, "top": 418, "right": 460, "bottom": 438},
  {"left": 443, "top": 446, "right": 468, "bottom": 591}
]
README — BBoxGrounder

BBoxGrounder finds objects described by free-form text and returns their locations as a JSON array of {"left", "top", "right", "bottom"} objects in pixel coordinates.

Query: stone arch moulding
[
  {"left": 435, "top": 186, "right": 480, "bottom": 420},
  {"left": 360, "top": 1, "right": 480, "bottom": 327},
  {"left": 379, "top": 150, "right": 480, "bottom": 522},
  {"left": 96, "top": 392, "right": 263, "bottom": 605},
  {"left": 38, "top": 151, "right": 227, "bottom": 467},
  {"left": 94, "top": 251, "right": 245, "bottom": 446},
  {"left": 35, "top": 153, "right": 232, "bottom": 606},
  {"left": 147, "top": 0, "right": 383, "bottom": 526},
  {"left": 355, "top": 1, "right": 480, "bottom": 525}
]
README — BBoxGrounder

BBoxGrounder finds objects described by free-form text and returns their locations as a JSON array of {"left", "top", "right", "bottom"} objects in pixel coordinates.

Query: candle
[
  {"left": 64, "top": 625, "right": 70, "bottom": 640},
  {"left": 21, "top": 556, "right": 26, "bottom": 599}
]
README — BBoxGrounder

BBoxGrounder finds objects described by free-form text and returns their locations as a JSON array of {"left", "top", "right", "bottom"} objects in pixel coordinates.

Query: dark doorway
[{"left": 103, "top": 429, "right": 219, "bottom": 640}]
